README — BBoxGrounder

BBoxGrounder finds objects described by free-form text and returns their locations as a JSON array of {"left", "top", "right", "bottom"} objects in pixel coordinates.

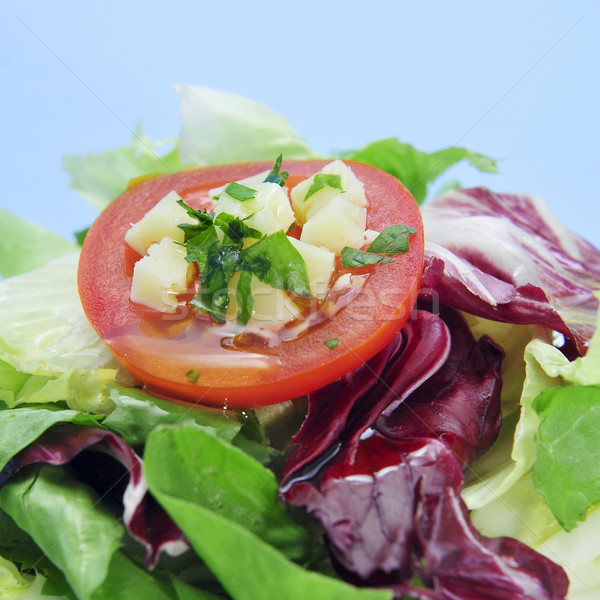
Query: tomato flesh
[{"left": 78, "top": 160, "right": 424, "bottom": 408}]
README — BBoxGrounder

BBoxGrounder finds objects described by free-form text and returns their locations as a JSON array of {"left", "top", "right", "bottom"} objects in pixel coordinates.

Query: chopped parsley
[
  {"left": 304, "top": 173, "right": 344, "bottom": 201},
  {"left": 341, "top": 224, "right": 416, "bottom": 268},
  {"left": 340, "top": 247, "right": 393, "bottom": 268},
  {"left": 367, "top": 224, "right": 416, "bottom": 255},
  {"left": 186, "top": 369, "right": 200, "bottom": 384},
  {"left": 263, "top": 154, "right": 289, "bottom": 187},
  {"left": 324, "top": 337, "right": 340, "bottom": 349},
  {"left": 224, "top": 182, "right": 258, "bottom": 202}
]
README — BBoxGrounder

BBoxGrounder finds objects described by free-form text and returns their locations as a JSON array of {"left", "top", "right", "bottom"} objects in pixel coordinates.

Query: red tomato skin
[{"left": 78, "top": 160, "right": 424, "bottom": 408}]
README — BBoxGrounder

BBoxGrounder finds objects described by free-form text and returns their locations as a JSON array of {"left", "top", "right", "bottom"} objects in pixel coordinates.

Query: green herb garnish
[
  {"left": 180, "top": 185, "right": 311, "bottom": 324},
  {"left": 367, "top": 224, "right": 416, "bottom": 255},
  {"left": 304, "top": 173, "right": 344, "bottom": 201},
  {"left": 340, "top": 247, "right": 394, "bottom": 268},
  {"left": 324, "top": 338, "right": 340, "bottom": 349},
  {"left": 224, "top": 182, "right": 258, "bottom": 202},
  {"left": 263, "top": 154, "right": 289, "bottom": 187},
  {"left": 186, "top": 369, "right": 200, "bottom": 384},
  {"left": 240, "top": 231, "right": 312, "bottom": 299}
]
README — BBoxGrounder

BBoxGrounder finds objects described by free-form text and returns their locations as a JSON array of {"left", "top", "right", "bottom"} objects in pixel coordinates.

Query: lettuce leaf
[
  {"left": 533, "top": 385, "right": 600, "bottom": 531},
  {"left": 0, "top": 465, "right": 123, "bottom": 600},
  {"left": 0, "top": 252, "right": 116, "bottom": 375},
  {"left": 0, "top": 210, "right": 78, "bottom": 279},
  {"left": 63, "top": 129, "right": 180, "bottom": 212},
  {"left": 176, "top": 85, "right": 317, "bottom": 167},
  {"left": 343, "top": 138, "right": 499, "bottom": 204},
  {"left": 144, "top": 425, "right": 391, "bottom": 600}
]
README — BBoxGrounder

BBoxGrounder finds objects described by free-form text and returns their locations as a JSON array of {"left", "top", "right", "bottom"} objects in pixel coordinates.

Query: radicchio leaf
[
  {"left": 0, "top": 424, "right": 187, "bottom": 568},
  {"left": 421, "top": 188, "right": 600, "bottom": 356},
  {"left": 281, "top": 310, "right": 451, "bottom": 484},
  {"left": 280, "top": 307, "right": 569, "bottom": 599}
]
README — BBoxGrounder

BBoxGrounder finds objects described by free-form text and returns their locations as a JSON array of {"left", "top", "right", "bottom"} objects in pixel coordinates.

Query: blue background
[{"left": 1, "top": 1, "right": 598, "bottom": 246}]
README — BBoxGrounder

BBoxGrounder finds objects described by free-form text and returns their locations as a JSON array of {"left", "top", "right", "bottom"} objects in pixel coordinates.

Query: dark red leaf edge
[{"left": 0, "top": 424, "right": 187, "bottom": 568}]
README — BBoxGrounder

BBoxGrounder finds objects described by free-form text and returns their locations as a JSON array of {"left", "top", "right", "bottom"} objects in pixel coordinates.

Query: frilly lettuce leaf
[
  {"left": 0, "top": 210, "right": 78, "bottom": 279},
  {"left": 176, "top": 85, "right": 317, "bottom": 166},
  {"left": 464, "top": 297, "right": 600, "bottom": 598},
  {"left": 0, "top": 252, "right": 116, "bottom": 375},
  {"left": 470, "top": 474, "right": 600, "bottom": 600},
  {"left": 63, "top": 129, "right": 181, "bottom": 211},
  {"left": 0, "top": 555, "right": 62, "bottom": 600}
]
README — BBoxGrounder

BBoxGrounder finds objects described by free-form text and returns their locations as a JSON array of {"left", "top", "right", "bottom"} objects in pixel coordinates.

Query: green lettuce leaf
[
  {"left": 0, "top": 465, "right": 123, "bottom": 600},
  {"left": 343, "top": 137, "right": 499, "bottom": 204},
  {"left": 63, "top": 129, "right": 180, "bottom": 211},
  {"left": 144, "top": 426, "right": 391, "bottom": 600},
  {"left": 0, "top": 554, "right": 63, "bottom": 600},
  {"left": 176, "top": 85, "right": 317, "bottom": 166},
  {"left": 533, "top": 385, "right": 600, "bottom": 531},
  {"left": 102, "top": 385, "right": 243, "bottom": 448},
  {"left": 0, "top": 360, "right": 115, "bottom": 413},
  {"left": 0, "top": 211, "right": 78, "bottom": 279},
  {"left": 0, "top": 406, "right": 102, "bottom": 472},
  {"left": 144, "top": 426, "right": 311, "bottom": 561},
  {"left": 470, "top": 473, "right": 600, "bottom": 600},
  {"left": 0, "top": 253, "right": 116, "bottom": 375}
]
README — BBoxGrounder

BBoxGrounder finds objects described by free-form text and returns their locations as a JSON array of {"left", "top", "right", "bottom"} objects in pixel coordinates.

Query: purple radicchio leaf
[
  {"left": 281, "top": 310, "right": 451, "bottom": 484},
  {"left": 421, "top": 187, "right": 600, "bottom": 356},
  {"left": 375, "top": 306, "right": 503, "bottom": 465},
  {"left": 0, "top": 424, "right": 187, "bottom": 568},
  {"left": 280, "top": 306, "right": 569, "bottom": 599}
]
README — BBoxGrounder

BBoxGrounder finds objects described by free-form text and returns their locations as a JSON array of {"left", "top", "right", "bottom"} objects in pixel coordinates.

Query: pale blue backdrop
[{"left": 1, "top": 1, "right": 598, "bottom": 245}]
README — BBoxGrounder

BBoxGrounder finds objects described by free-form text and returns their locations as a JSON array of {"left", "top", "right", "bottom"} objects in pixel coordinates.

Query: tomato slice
[{"left": 78, "top": 160, "right": 424, "bottom": 408}]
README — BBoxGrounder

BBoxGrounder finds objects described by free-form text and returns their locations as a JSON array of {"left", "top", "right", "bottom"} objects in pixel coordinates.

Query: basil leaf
[
  {"left": 234, "top": 271, "right": 254, "bottom": 326},
  {"left": 324, "top": 338, "right": 340, "bottom": 349},
  {"left": 367, "top": 224, "right": 416, "bottom": 256},
  {"left": 224, "top": 182, "right": 258, "bottom": 202},
  {"left": 263, "top": 154, "right": 289, "bottom": 187},
  {"left": 240, "top": 231, "right": 312, "bottom": 298},
  {"left": 340, "top": 247, "right": 394, "bottom": 268},
  {"left": 304, "top": 173, "right": 344, "bottom": 201}
]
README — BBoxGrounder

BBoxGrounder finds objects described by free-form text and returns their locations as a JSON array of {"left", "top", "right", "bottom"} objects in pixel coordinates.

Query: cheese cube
[
  {"left": 227, "top": 273, "right": 300, "bottom": 329},
  {"left": 300, "top": 194, "right": 367, "bottom": 254},
  {"left": 288, "top": 237, "right": 335, "bottom": 299},
  {"left": 125, "top": 191, "right": 197, "bottom": 256},
  {"left": 214, "top": 182, "right": 294, "bottom": 236},
  {"left": 130, "top": 237, "right": 193, "bottom": 313},
  {"left": 291, "top": 160, "right": 367, "bottom": 225}
]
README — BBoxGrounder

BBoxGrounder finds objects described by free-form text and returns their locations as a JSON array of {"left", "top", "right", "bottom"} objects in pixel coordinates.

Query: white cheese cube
[
  {"left": 291, "top": 160, "right": 367, "bottom": 225},
  {"left": 130, "top": 238, "right": 193, "bottom": 313},
  {"left": 288, "top": 237, "right": 335, "bottom": 299},
  {"left": 214, "top": 182, "right": 294, "bottom": 236},
  {"left": 125, "top": 191, "right": 197, "bottom": 256},
  {"left": 300, "top": 194, "right": 367, "bottom": 254},
  {"left": 227, "top": 273, "right": 301, "bottom": 329}
]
